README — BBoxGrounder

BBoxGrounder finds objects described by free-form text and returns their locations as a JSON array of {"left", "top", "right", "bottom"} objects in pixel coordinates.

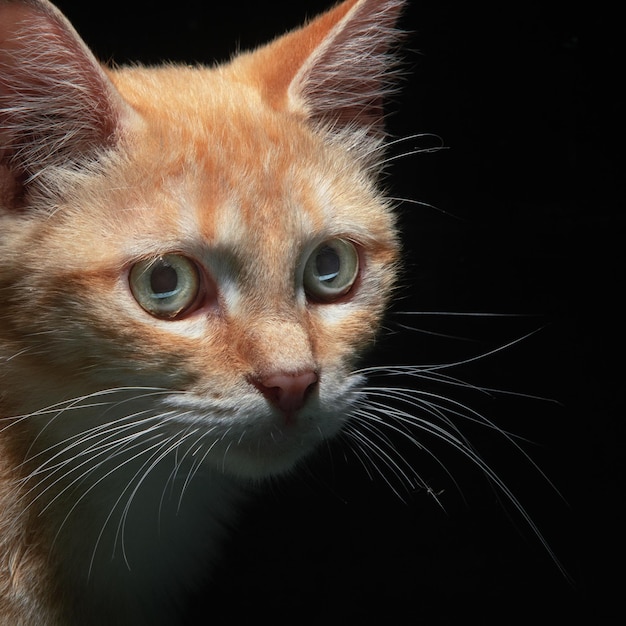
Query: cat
[
  {"left": 0, "top": 0, "right": 407, "bottom": 623},
  {"left": 2, "top": 0, "right": 571, "bottom": 623}
]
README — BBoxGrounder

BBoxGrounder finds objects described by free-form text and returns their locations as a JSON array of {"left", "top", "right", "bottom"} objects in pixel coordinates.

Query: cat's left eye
[
  {"left": 129, "top": 254, "right": 201, "bottom": 319},
  {"left": 303, "top": 238, "right": 360, "bottom": 302}
]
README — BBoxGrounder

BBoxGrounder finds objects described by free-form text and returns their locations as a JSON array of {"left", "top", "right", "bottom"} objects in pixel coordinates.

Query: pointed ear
[
  {"left": 238, "top": 0, "right": 405, "bottom": 138},
  {"left": 0, "top": 0, "right": 131, "bottom": 206}
]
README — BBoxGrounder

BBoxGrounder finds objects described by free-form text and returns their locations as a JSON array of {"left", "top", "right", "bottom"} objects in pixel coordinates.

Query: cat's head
[{"left": 0, "top": 0, "right": 403, "bottom": 478}]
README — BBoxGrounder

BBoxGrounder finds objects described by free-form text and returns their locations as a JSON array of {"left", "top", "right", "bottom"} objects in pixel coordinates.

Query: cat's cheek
[{"left": 307, "top": 303, "right": 382, "bottom": 367}]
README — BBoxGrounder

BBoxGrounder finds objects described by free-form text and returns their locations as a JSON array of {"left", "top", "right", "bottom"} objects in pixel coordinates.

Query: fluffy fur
[{"left": 0, "top": 1, "right": 403, "bottom": 623}]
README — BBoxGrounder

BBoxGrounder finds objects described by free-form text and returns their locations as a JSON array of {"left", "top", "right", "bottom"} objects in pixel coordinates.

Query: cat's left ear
[
  {"left": 237, "top": 0, "right": 405, "bottom": 142},
  {"left": 0, "top": 0, "right": 134, "bottom": 209}
]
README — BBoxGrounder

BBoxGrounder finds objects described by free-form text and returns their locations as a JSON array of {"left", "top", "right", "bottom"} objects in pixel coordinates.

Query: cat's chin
[
  {"left": 213, "top": 422, "right": 341, "bottom": 481},
  {"left": 219, "top": 449, "right": 311, "bottom": 481}
]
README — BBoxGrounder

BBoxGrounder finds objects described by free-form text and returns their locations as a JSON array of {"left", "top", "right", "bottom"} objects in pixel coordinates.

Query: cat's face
[{"left": 0, "top": 3, "right": 400, "bottom": 479}]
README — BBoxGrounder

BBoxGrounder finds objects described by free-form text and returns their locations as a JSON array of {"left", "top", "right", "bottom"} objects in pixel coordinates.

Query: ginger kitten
[{"left": 1, "top": 0, "right": 404, "bottom": 623}]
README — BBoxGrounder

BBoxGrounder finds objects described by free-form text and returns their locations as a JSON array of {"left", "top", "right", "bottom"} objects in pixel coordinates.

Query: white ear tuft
[
  {"left": 235, "top": 0, "right": 406, "bottom": 143},
  {"left": 290, "top": 0, "right": 406, "bottom": 136}
]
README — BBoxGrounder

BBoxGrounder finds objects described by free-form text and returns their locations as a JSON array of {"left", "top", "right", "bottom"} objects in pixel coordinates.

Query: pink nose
[{"left": 251, "top": 370, "right": 319, "bottom": 419}]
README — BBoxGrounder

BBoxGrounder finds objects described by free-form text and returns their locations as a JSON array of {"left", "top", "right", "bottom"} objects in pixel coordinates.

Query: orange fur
[{"left": 0, "top": 0, "right": 404, "bottom": 622}]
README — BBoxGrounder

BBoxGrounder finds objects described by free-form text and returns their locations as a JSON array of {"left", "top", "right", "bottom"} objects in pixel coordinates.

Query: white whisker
[
  {"left": 344, "top": 314, "right": 571, "bottom": 580},
  {"left": 85, "top": 435, "right": 177, "bottom": 577},
  {"left": 114, "top": 427, "right": 208, "bottom": 571}
]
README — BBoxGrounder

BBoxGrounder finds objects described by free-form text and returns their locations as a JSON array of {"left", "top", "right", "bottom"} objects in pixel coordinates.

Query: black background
[{"left": 53, "top": 1, "right": 623, "bottom": 623}]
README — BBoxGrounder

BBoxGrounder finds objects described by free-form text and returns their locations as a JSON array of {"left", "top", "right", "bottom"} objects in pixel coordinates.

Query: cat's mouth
[
  {"left": 156, "top": 370, "right": 361, "bottom": 479},
  {"left": 151, "top": 392, "right": 324, "bottom": 480}
]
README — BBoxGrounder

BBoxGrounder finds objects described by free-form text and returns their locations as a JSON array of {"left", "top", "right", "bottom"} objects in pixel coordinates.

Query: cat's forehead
[
  {"left": 101, "top": 67, "right": 394, "bottom": 254},
  {"left": 112, "top": 158, "right": 388, "bottom": 279}
]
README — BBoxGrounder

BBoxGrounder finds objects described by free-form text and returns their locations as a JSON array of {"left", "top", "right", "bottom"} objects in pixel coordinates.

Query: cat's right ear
[{"left": 0, "top": 0, "right": 132, "bottom": 209}]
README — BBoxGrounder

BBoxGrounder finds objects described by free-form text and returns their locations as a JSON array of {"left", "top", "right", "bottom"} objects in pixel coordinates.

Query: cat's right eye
[{"left": 129, "top": 254, "right": 202, "bottom": 320}]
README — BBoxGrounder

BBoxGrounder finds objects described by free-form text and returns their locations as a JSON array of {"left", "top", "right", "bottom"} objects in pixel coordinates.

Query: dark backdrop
[{"left": 53, "top": 1, "right": 623, "bottom": 622}]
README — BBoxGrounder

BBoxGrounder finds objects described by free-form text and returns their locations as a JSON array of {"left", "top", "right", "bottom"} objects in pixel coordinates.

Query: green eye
[
  {"left": 129, "top": 254, "right": 200, "bottom": 319},
  {"left": 303, "top": 239, "right": 359, "bottom": 302}
]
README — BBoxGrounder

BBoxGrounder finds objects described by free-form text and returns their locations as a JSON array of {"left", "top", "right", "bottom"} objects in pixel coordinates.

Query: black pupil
[
  {"left": 150, "top": 262, "right": 178, "bottom": 295},
  {"left": 316, "top": 246, "right": 340, "bottom": 283}
]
